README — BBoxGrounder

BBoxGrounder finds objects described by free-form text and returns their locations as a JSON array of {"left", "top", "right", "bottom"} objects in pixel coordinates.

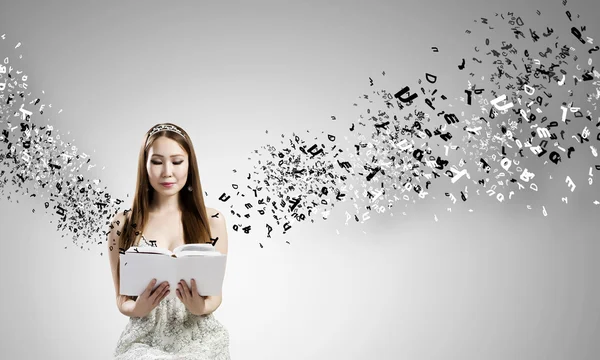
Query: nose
[{"left": 161, "top": 162, "right": 174, "bottom": 177}]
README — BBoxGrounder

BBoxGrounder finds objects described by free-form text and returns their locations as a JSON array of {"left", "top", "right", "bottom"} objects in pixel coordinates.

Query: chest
[{"left": 136, "top": 214, "right": 186, "bottom": 252}]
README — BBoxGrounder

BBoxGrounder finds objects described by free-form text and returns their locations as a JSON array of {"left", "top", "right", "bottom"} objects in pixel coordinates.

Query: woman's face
[{"left": 146, "top": 136, "right": 189, "bottom": 194}]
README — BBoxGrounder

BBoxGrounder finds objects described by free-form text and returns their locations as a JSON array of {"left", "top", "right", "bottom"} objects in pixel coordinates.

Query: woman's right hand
[{"left": 132, "top": 279, "right": 170, "bottom": 318}]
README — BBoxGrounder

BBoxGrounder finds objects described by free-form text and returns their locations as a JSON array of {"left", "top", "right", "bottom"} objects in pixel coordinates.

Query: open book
[{"left": 119, "top": 243, "right": 226, "bottom": 301}]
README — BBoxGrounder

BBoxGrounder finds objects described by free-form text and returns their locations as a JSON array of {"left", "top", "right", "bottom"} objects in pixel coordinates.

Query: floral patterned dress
[{"left": 113, "top": 236, "right": 230, "bottom": 359}]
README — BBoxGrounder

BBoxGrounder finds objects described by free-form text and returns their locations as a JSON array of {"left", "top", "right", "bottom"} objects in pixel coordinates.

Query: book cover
[{"left": 119, "top": 244, "right": 226, "bottom": 300}]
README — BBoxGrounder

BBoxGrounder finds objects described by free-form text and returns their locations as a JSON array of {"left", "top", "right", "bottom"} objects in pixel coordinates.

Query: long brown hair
[{"left": 118, "top": 122, "right": 213, "bottom": 256}]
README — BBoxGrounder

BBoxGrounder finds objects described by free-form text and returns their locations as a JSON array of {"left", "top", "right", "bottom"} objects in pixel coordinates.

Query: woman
[{"left": 107, "top": 123, "right": 230, "bottom": 359}]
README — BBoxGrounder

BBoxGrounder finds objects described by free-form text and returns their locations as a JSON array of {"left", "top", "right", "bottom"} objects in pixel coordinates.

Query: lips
[{"left": 160, "top": 182, "right": 175, "bottom": 185}]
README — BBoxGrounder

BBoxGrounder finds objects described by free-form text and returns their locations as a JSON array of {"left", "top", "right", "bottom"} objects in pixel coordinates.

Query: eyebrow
[{"left": 151, "top": 154, "right": 185, "bottom": 157}]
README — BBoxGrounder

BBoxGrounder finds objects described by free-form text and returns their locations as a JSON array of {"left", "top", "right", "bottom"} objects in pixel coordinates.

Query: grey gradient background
[{"left": 1, "top": 0, "right": 599, "bottom": 359}]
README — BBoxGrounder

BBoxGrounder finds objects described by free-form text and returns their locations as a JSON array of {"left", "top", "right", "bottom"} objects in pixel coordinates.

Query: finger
[
  {"left": 191, "top": 279, "right": 198, "bottom": 298},
  {"left": 156, "top": 285, "right": 170, "bottom": 305},
  {"left": 147, "top": 278, "right": 157, "bottom": 290},
  {"left": 142, "top": 279, "right": 157, "bottom": 297},
  {"left": 176, "top": 287, "right": 186, "bottom": 304},
  {"left": 178, "top": 282, "right": 185, "bottom": 301},
  {"left": 151, "top": 282, "right": 168, "bottom": 301},
  {"left": 153, "top": 283, "right": 169, "bottom": 305},
  {"left": 176, "top": 281, "right": 181, "bottom": 299},
  {"left": 184, "top": 280, "right": 192, "bottom": 297},
  {"left": 180, "top": 279, "right": 189, "bottom": 292},
  {"left": 179, "top": 281, "right": 189, "bottom": 301},
  {"left": 148, "top": 280, "right": 165, "bottom": 296}
]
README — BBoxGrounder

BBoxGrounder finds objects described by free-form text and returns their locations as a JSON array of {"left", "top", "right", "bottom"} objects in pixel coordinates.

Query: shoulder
[
  {"left": 106, "top": 211, "right": 129, "bottom": 258},
  {"left": 109, "top": 210, "right": 129, "bottom": 234},
  {"left": 205, "top": 207, "right": 227, "bottom": 228},
  {"left": 205, "top": 207, "right": 228, "bottom": 254}
]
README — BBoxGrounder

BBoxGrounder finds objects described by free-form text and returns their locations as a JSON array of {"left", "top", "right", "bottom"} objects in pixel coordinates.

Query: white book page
[
  {"left": 175, "top": 256, "right": 227, "bottom": 296},
  {"left": 176, "top": 251, "right": 223, "bottom": 258},
  {"left": 119, "top": 253, "right": 177, "bottom": 299},
  {"left": 126, "top": 246, "right": 174, "bottom": 256},
  {"left": 173, "top": 243, "right": 215, "bottom": 254}
]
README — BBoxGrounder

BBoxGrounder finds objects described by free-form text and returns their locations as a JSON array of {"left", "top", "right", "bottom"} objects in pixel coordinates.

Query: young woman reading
[{"left": 107, "top": 123, "right": 230, "bottom": 359}]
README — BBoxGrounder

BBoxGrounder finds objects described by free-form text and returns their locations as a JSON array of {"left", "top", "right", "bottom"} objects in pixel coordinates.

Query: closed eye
[{"left": 151, "top": 161, "right": 184, "bottom": 165}]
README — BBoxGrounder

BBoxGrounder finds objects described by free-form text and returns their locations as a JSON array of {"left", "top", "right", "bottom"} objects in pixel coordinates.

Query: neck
[{"left": 150, "top": 192, "right": 181, "bottom": 214}]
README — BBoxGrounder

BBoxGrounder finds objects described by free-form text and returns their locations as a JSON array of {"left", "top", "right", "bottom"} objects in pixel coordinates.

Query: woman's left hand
[{"left": 176, "top": 279, "right": 206, "bottom": 316}]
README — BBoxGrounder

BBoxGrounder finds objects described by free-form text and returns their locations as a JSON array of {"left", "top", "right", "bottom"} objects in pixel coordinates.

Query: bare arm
[
  {"left": 201, "top": 210, "right": 229, "bottom": 316},
  {"left": 107, "top": 211, "right": 140, "bottom": 317}
]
